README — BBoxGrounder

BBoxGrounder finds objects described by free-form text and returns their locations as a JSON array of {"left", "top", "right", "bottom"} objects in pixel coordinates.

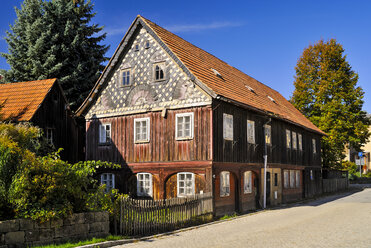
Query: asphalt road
[{"left": 115, "top": 186, "right": 371, "bottom": 248}]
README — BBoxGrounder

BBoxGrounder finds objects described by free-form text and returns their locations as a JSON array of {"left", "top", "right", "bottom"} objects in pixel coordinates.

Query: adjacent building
[
  {"left": 0, "top": 78, "right": 81, "bottom": 162},
  {"left": 77, "top": 16, "right": 325, "bottom": 215}
]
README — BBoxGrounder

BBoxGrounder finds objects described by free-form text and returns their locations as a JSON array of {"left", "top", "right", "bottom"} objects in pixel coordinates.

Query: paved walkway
[{"left": 114, "top": 187, "right": 371, "bottom": 248}]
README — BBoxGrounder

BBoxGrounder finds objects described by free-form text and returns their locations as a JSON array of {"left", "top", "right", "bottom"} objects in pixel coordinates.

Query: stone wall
[{"left": 0, "top": 212, "right": 109, "bottom": 247}]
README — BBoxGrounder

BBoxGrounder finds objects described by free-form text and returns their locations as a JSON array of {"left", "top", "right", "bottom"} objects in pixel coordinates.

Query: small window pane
[
  {"left": 298, "top": 134, "right": 303, "bottom": 151},
  {"left": 223, "top": 114, "right": 233, "bottom": 140},
  {"left": 220, "top": 171, "right": 230, "bottom": 197},
  {"left": 286, "top": 130, "right": 291, "bottom": 148},
  {"left": 290, "top": 170, "right": 295, "bottom": 188},
  {"left": 137, "top": 173, "right": 152, "bottom": 197},
  {"left": 247, "top": 120, "right": 255, "bottom": 144},
  {"left": 284, "top": 170, "right": 289, "bottom": 189},
  {"left": 176, "top": 113, "right": 193, "bottom": 139},
  {"left": 292, "top": 132, "right": 297, "bottom": 150},
  {"left": 177, "top": 172, "right": 194, "bottom": 197},
  {"left": 244, "top": 171, "right": 252, "bottom": 194}
]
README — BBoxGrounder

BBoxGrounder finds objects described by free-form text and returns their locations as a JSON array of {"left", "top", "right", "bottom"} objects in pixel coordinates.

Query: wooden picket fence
[{"left": 114, "top": 192, "right": 213, "bottom": 236}]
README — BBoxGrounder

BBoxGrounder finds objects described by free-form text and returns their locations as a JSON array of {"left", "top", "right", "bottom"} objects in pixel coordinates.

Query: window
[
  {"left": 310, "top": 170, "right": 314, "bottom": 181},
  {"left": 283, "top": 170, "right": 289, "bottom": 189},
  {"left": 121, "top": 69, "right": 131, "bottom": 86},
  {"left": 298, "top": 133, "right": 303, "bottom": 151},
  {"left": 290, "top": 170, "right": 295, "bottom": 188},
  {"left": 312, "top": 138, "right": 317, "bottom": 154},
  {"left": 264, "top": 124, "right": 271, "bottom": 145},
  {"left": 101, "top": 173, "right": 115, "bottom": 192},
  {"left": 220, "top": 171, "right": 230, "bottom": 197},
  {"left": 244, "top": 171, "right": 252, "bottom": 194},
  {"left": 274, "top": 173, "right": 278, "bottom": 187},
  {"left": 223, "top": 114, "right": 233, "bottom": 140},
  {"left": 286, "top": 129, "right": 291, "bottom": 148},
  {"left": 247, "top": 120, "right": 255, "bottom": 144},
  {"left": 177, "top": 172, "right": 194, "bottom": 197},
  {"left": 176, "top": 113, "right": 194, "bottom": 140},
  {"left": 99, "top": 123, "right": 111, "bottom": 144},
  {"left": 46, "top": 128, "right": 54, "bottom": 145},
  {"left": 295, "top": 171, "right": 300, "bottom": 188},
  {"left": 154, "top": 63, "right": 165, "bottom": 81},
  {"left": 134, "top": 44, "right": 139, "bottom": 51},
  {"left": 134, "top": 118, "right": 150, "bottom": 143},
  {"left": 145, "top": 40, "right": 150, "bottom": 49},
  {"left": 137, "top": 173, "right": 152, "bottom": 197},
  {"left": 292, "top": 132, "right": 297, "bottom": 150}
]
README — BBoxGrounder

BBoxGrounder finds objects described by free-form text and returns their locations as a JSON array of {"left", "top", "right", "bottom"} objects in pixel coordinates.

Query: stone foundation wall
[{"left": 0, "top": 212, "right": 109, "bottom": 247}]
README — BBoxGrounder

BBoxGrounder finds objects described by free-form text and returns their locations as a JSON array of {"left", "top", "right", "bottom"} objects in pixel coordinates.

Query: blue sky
[{"left": 1, "top": 0, "right": 370, "bottom": 113}]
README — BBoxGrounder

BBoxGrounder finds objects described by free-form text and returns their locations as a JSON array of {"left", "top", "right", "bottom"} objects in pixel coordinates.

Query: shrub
[{"left": 9, "top": 153, "right": 121, "bottom": 222}]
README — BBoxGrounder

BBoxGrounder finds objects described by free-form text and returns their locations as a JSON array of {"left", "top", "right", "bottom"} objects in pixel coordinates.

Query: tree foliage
[
  {"left": 291, "top": 39, "right": 370, "bottom": 169},
  {"left": 1, "top": 0, "right": 108, "bottom": 109}
]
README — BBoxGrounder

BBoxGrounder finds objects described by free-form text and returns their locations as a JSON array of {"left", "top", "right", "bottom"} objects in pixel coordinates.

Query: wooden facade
[{"left": 78, "top": 16, "right": 325, "bottom": 216}]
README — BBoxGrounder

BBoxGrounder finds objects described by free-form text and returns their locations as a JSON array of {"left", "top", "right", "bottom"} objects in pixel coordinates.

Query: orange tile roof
[
  {"left": 141, "top": 17, "right": 325, "bottom": 135},
  {"left": 0, "top": 79, "right": 56, "bottom": 121}
]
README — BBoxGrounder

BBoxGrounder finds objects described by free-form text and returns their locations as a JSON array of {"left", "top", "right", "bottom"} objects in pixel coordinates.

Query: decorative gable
[{"left": 86, "top": 27, "right": 211, "bottom": 119}]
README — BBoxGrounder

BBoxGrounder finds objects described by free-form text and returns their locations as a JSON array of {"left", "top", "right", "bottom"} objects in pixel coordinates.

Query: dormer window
[
  {"left": 211, "top": 68, "right": 222, "bottom": 78},
  {"left": 121, "top": 69, "right": 131, "bottom": 86},
  {"left": 154, "top": 63, "right": 165, "bottom": 81},
  {"left": 245, "top": 85, "right": 255, "bottom": 93},
  {"left": 267, "top": 95, "right": 276, "bottom": 103}
]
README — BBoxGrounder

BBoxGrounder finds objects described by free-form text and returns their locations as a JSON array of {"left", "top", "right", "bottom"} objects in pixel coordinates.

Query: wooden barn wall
[
  {"left": 86, "top": 106, "right": 212, "bottom": 164},
  {"left": 212, "top": 100, "right": 322, "bottom": 167},
  {"left": 31, "top": 84, "right": 80, "bottom": 162}
]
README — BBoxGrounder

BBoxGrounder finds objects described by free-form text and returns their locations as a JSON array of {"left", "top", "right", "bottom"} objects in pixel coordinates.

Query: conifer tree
[
  {"left": 1, "top": 0, "right": 108, "bottom": 109},
  {"left": 291, "top": 39, "right": 370, "bottom": 169}
]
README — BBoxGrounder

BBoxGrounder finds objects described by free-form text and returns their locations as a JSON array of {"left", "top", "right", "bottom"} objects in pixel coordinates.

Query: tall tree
[
  {"left": 291, "top": 39, "right": 370, "bottom": 169},
  {"left": 1, "top": 0, "right": 109, "bottom": 109}
]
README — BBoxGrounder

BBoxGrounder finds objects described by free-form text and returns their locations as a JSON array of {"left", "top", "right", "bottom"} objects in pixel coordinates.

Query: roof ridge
[{"left": 139, "top": 17, "right": 284, "bottom": 98}]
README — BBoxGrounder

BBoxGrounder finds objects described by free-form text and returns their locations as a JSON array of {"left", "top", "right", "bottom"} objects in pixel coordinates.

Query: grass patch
[
  {"left": 219, "top": 212, "right": 238, "bottom": 220},
  {"left": 33, "top": 235, "right": 126, "bottom": 248}
]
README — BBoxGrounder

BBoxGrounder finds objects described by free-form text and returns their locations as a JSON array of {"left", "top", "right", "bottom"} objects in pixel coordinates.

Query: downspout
[{"left": 263, "top": 118, "right": 271, "bottom": 209}]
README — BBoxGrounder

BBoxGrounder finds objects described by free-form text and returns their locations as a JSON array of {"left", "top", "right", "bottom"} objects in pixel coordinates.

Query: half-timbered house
[
  {"left": 0, "top": 78, "right": 81, "bottom": 162},
  {"left": 77, "top": 16, "right": 325, "bottom": 215}
]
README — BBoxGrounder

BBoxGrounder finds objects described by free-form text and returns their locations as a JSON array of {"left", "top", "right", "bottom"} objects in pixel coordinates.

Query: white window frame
[
  {"left": 220, "top": 171, "right": 230, "bottom": 197},
  {"left": 134, "top": 117, "right": 150, "bottom": 143},
  {"left": 99, "top": 123, "right": 111, "bottom": 144},
  {"left": 223, "top": 113, "right": 233, "bottom": 141},
  {"left": 290, "top": 170, "right": 295, "bottom": 188},
  {"left": 298, "top": 133, "right": 303, "bottom": 151},
  {"left": 283, "top": 170, "right": 289, "bottom": 189},
  {"left": 286, "top": 129, "right": 291, "bottom": 149},
  {"left": 295, "top": 170, "right": 300, "bottom": 188},
  {"left": 137, "top": 173, "right": 153, "bottom": 197},
  {"left": 153, "top": 62, "right": 166, "bottom": 81},
  {"left": 244, "top": 171, "right": 252, "bottom": 194},
  {"left": 100, "top": 173, "right": 115, "bottom": 192},
  {"left": 312, "top": 138, "right": 317, "bottom": 154},
  {"left": 292, "top": 132, "right": 297, "bottom": 150},
  {"left": 247, "top": 120, "right": 255, "bottom": 144},
  {"left": 177, "top": 172, "right": 195, "bottom": 197},
  {"left": 121, "top": 68, "right": 131, "bottom": 86},
  {"left": 264, "top": 124, "right": 271, "bottom": 145},
  {"left": 175, "top": 113, "right": 194, "bottom": 140}
]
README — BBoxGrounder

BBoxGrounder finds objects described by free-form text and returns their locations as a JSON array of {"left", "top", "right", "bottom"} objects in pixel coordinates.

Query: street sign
[
  {"left": 358, "top": 152, "right": 363, "bottom": 157},
  {"left": 356, "top": 159, "right": 360, "bottom": 166}
]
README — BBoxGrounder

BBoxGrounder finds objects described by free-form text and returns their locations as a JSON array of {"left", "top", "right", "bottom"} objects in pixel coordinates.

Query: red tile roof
[
  {"left": 0, "top": 79, "right": 56, "bottom": 121},
  {"left": 141, "top": 17, "right": 325, "bottom": 135}
]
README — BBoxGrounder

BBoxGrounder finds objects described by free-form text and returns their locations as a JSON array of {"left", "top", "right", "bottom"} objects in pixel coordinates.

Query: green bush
[{"left": 9, "top": 153, "right": 121, "bottom": 222}]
